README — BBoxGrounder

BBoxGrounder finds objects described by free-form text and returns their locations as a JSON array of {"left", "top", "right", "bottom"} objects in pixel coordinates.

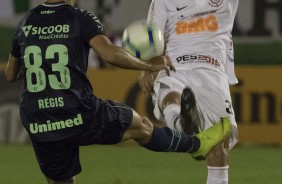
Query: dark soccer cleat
[{"left": 180, "top": 87, "right": 199, "bottom": 135}]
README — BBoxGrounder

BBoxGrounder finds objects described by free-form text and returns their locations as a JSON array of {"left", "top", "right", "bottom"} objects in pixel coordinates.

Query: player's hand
[
  {"left": 148, "top": 55, "right": 175, "bottom": 75},
  {"left": 139, "top": 71, "right": 157, "bottom": 94}
]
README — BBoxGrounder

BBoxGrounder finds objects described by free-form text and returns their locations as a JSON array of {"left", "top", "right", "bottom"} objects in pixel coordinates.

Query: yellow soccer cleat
[{"left": 191, "top": 117, "right": 231, "bottom": 160}]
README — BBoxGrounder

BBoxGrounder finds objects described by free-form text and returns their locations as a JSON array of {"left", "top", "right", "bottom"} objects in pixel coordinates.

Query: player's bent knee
[
  {"left": 122, "top": 111, "right": 153, "bottom": 144},
  {"left": 133, "top": 116, "right": 153, "bottom": 144},
  {"left": 161, "top": 91, "right": 181, "bottom": 110},
  {"left": 140, "top": 117, "right": 154, "bottom": 138}
]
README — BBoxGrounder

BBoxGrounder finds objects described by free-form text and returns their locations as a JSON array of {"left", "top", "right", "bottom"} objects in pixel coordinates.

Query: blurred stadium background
[{"left": 0, "top": 0, "right": 281, "bottom": 183}]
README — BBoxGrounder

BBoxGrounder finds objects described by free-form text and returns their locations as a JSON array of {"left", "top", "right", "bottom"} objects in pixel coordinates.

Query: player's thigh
[
  {"left": 79, "top": 99, "right": 133, "bottom": 145},
  {"left": 155, "top": 76, "right": 184, "bottom": 110},
  {"left": 189, "top": 70, "right": 234, "bottom": 126}
]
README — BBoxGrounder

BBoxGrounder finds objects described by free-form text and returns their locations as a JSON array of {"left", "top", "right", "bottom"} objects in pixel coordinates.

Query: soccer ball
[{"left": 122, "top": 21, "right": 165, "bottom": 61}]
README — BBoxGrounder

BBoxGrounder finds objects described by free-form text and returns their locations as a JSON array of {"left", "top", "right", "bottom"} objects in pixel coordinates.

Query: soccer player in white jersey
[{"left": 139, "top": 0, "right": 239, "bottom": 183}]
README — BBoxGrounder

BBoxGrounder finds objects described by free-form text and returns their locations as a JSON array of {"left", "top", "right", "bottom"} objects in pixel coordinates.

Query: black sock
[{"left": 143, "top": 127, "right": 200, "bottom": 153}]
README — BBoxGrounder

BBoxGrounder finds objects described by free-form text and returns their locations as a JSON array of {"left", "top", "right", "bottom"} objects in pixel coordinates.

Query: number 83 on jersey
[{"left": 24, "top": 44, "right": 71, "bottom": 93}]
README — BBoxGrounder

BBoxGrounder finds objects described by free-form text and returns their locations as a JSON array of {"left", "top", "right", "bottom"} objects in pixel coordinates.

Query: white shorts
[{"left": 152, "top": 69, "right": 238, "bottom": 149}]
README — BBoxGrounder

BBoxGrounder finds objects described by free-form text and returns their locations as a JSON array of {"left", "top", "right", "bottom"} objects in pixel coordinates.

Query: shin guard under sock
[{"left": 143, "top": 127, "right": 199, "bottom": 153}]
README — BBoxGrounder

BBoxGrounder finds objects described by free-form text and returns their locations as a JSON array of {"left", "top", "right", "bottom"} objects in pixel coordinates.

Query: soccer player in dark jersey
[{"left": 5, "top": 0, "right": 231, "bottom": 183}]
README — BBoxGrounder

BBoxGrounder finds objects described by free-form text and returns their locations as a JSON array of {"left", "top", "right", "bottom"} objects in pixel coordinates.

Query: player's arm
[
  {"left": 89, "top": 35, "right": 174, "bottom": 74},
  {"left": 139, "top": 70, "right": 159, "bottom": 94},
  {"left": 5, "top": 54, "right": 23, "bottom": 82}
]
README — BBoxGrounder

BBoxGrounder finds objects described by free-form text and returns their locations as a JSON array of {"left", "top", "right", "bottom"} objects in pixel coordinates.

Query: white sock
[
  {"left": 163, "top": 104, "right": 183, "bottom": 132},
  {"left": 206, "top": 166, "right": 229, "bottom": 184}
]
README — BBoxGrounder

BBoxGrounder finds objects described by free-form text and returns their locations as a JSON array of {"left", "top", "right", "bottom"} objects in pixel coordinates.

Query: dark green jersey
[{"left": 11, "top": 2, "right": 105, "bottom": 141}]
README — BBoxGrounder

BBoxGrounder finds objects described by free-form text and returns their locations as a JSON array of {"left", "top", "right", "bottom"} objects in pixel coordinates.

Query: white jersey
[{"left": 147, "top": 0, "right": 239, "bottom": 84}]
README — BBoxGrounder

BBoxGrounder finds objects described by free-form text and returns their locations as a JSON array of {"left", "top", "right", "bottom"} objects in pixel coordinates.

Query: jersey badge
[
  {"left": 22, "top": 25, "right": 33, "bottom": 37},
  {"left": 209, "top": 0, "right": 224, "bottom": 8}
]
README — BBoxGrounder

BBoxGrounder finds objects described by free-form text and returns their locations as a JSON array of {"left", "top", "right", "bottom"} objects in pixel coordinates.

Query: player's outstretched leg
[
  {"left": 180, "top": 87, "right": 199, "bottom": 134},
  {"left": 123, "top": 111, "right": 231, "bottom": 158},
  {"left": 191, "top": 117, "right": 231, "bottom": 160}
]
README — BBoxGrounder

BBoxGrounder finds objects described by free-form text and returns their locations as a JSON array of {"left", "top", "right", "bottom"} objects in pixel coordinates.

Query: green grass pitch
[{"left": 0, "top": 143, "right": 281, "bottom": 184}]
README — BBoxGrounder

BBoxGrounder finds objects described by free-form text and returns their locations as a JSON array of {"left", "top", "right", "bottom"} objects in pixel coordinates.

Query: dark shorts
[{"left": 31, "top": 100, "right": 133, "bottom": 181}]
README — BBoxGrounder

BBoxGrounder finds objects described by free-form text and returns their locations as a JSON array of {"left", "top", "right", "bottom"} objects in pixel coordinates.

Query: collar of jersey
[{"left": 43, "top": 1, "right": 68, "bottom": 7}]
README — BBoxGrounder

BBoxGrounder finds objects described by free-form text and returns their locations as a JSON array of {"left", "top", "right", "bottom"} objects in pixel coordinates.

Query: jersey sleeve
[
  {"left": 230, "top": 0, "right": 240, "bottom": 18},
  {"left": 81, "top": 11, "right": 105, "bottom": 44},
  {"left": 10, "top": 27, "right": 21, "bottom": 58},
  {"left": 147, "top": 0, "right": 168, "bottom": 34}
]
